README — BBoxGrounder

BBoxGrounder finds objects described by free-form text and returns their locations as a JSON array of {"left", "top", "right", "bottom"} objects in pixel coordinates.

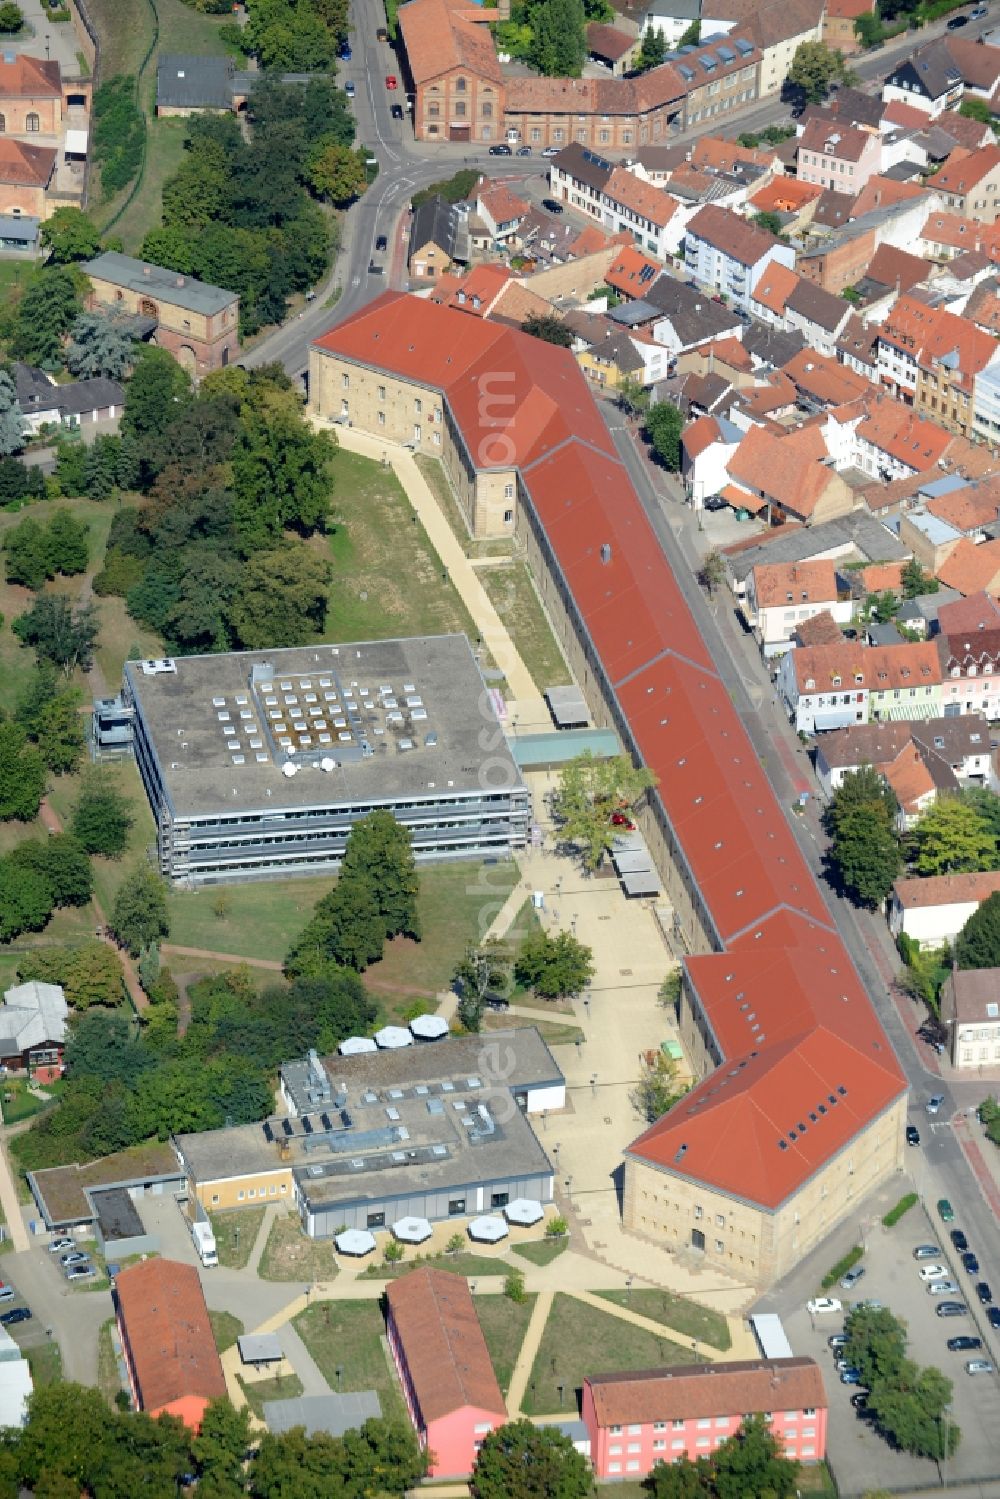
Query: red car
[
  {"left": 385, "top": 74, "right": 398, "bottom": 89},
  {"left": 610, "top": 810, "right": 635, "bottom": 829}
]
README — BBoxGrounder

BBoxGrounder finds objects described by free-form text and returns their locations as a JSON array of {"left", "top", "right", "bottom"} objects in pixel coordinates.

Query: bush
[
  {"left": 821, "top": 1245, "right": 864, "bottom": 1289},
  {"left": 882, "top": 1193, "right": 918, "bottom": 1228},
  {"left": 383, "top": 1239, "right": 404, "bottom": 1263},
  {"left": 92, "top": 76, "right": 144, "bottom": 198},
  {"left": 545, "top": 1215, "right": 568, "bottom": 1238},
  {"left": 504, "top": 1268, "right": 527, "bottom": 1302}
]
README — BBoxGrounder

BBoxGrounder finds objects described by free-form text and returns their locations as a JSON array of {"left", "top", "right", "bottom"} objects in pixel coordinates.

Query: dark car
[
  {"left": 977, "top": 1282, "right": 993, "bottom": 1305},
  {"left": 951, "top": 1229, "right": 969, "bottom": 1253},
  {"left": 375, "top": 234, "right": 388, "bottom": 252},
  {"left": 0, "top": 1307, "right": 30, "bottom": 1326},
  {"left": 541, "top": 198, "right": 564, "bottom": 214},
  {"left": 391, "top": 103, "right": 404, "bottom": 119},
  {"left": 988, "top": 1306, "right": 1000, "bottom": 1330},
  {"left": 850, "top": 1392, "right": 869, "bottom": 1411},
  {"left": 517, "top": 146, "right": 532, "bottom": 155},
  {"left": 367, "top": 261, "right": 384, "bottom": 276},
  {"left": 338, "top": 40, "right": 352, "bottom": 58},
  {"left": 947, "top": 1336, "right": 983, "bottom": 1351},
  {"left": 962, "top": 1251, "right": 980, "bottom": 1276},
  {"left": 947, "top": 12, "right": 969, "bottom": 24},
  {"left": 840, "top": 1367, "right": 863, "bottom": 1384},
  {"left": 936, "top": 1301, "right": 969, "bottom": 1317},
  {"left": 704, "top": 495, "right": 729, "bottom": 512},
  {"left": 906, "top": 1125, "right": 921, "bottom": 1147},
  {"left": 488, "top": 144, "right": 512, "bottom": 156}
]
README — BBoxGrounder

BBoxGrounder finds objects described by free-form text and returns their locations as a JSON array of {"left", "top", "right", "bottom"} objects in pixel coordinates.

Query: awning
[
  {"left": 339, "top": 1036, "right": 377, "bottom": 1056},
  {"left": 468, "top": 1215, "right": 509, "bottom": 1243},
  {"left": 621, "top": 867, "right": 661, "bottom": 896},
  {"left": 392, "top": 1216, "right": 432, "bottom": 1243},
  {"left": 64, "top": 129, "right": 88, "bottom": 155},
  {"left": 374, "top": 1026, "right": 413, "bottom": 1049},
  {"left": 611, "top": 828, "right": 660, "bottom": 897},
  {"left": 410, "top": 1014, "right": 449, "bottom": 1041},
  {"left": 237, "top": 1333, "right": 283, "bottom": 1364},
  {"left": 504, "top": 1198, "right": 544, "bottom": 1226},
  {"left": 721, "top": 484, "right": 766, "bottom": 514},
  {"left": 546, "top": 685, "right": 589, "bottom": 728},
  {"left": 335, "top": 1229, "right": 377, "bottom": 1256},
  {"left": 874, "top": 701, "right": 941, "bottom": 722}
]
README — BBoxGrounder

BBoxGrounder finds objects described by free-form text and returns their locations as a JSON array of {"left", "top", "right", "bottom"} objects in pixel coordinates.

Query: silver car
[{"left": 927, "top": 1279, "right": 960, "bottom": 1296}]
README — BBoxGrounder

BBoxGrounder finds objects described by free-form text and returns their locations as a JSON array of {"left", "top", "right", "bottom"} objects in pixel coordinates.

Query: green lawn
[
  {"left": 97, "top": 1318, "right": 121, "bottom": 1404},
  {"left": 240, "top": 1370, "right": 305, "bottom": 1419},
  {"left": 25, "top": 1341, "right": 62, "bottom": 1388},
  {"left": 209, "top": 1310, "right": 244, "bottom": 1354},
  {"left": 259, "top": 1213, "right": 339, "bottom": 1284},
  {"left": 521, "top": 1293, "right": 694, "bottom": 1416},
  {"left": 363, "top": 1253, "right": 511, "bottom": 1281},
  {"left": 209, "top": 1207, "right": 265, "bottom": 1271},
  {"left": 0, "top": 1079, "right": 64, "bottom": 1125},
  {"left": 107, "top": 117, "right": 190, "bottom": 255},
  {"left": 323, "top": 449, "right": 487, "bottom": 653},
  {"left": 511, "top": 1236, "right": 568, "bottom": 1267},
  {"left": 595, "top": 1288, "right": 731, "bottom": 1352},
  {"left": 166, "top": 875, "right": 335, "bottom": 964},
  {"left": 413, "top": 456, "right": 513, "bottom": 561},
  {"left": 475, "top": 1292, "right": 536, "bottom": 1398},
  {"left": 483, "top": 1013, "right": 583, "bottom": 1048},
  {"left": 295, "top": 1300, "right": 405, "bottom": 1422},
  {"left": 478, "top": 563, "right": 569, "bottom": 696},
  {"left": 46, "top": 758, "right": 157, "bottom": 918}
]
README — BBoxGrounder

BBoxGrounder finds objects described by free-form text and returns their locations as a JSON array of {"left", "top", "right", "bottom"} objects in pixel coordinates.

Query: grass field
[
  {"left": 259, "top": 1213, "right": 339, "bottom": 1284},
  {"left": 107, "top": 117, "right": 190, "bottom": 255},
  {"left": 363, "top": 1253, "right": 511, "bottom": 1281},
  {"left": 296, "top": 1300, "right": 405, "bottom": 1422},
  {"left": 166, "top": 876, "right": 332, "bottom": 965},
  {"left": 483, "top": 1013, "right": 584, "bottom": 1047},
  {"left": 46, "top": 758, "right": 157, "bottom": 917},
  {"left": 323, "top": 450, "right": 487, "bottom": 653},
  {"left": 25, "top": 1341, "right": 62, "bottom": 1387},
  {"left": 475, "top": 1292, "right": 536, "bottom": 1398},
  {"left": 210, "top": 1309, "right": 244, "bottom": 1354},
  {"left": 413, "top": 456, "right": 513, "bottom": 561},
  {"left": 511, "top": 1235, "right": 568, "bottom": 1267},
  {"left": 97, "top": 1318, "right": 121, "bottom": 1404},
  {"left": 521, "top": 1293, "right": 692, "bottom": 1416},
  {"left": 595, "top": 1287, "right": 731, "bottom": 1352},
  {"left": 240, "top": 1370, "right": 305, "bottom": 1419},
  {"left": 209, "top": 1207, "right": 265, "bottom": 1270},
  {"left": 478, "top": 563, "right": 568, "bottom": 696}
]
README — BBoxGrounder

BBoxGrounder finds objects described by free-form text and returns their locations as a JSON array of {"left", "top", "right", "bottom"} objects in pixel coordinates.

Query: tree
[
  {"left": 957, "top": 891, "right": 1000, "bottom": 970},
  {"left": 230, "top": 394, "right": 335, "bottom": 548},
  {"left": 631, "top": 1050, "right": 686, "bottom": 1122},
  {"left": 528, "top": 0, "right": 587, "bottom": 77},
  {"left": 829, "top": 801, "right": 901, "bottom": 907},
  {"left": 0, "top": 859, "right": 53, "bottom": 940},
  {"left": 0, "top": 3, "right": 23, "bottom": 31},
  {"left": 12, "top": 267, "right": 82, "bottom": 367},
  {"left": 0, "top": 721, "right": 46, "bottom": 821},
  {"left": 39, "top": 208, "right": 103, "bottom": 264},
  {"left": 109, "top": 866, "right": 170, "bottom": 957},
  {"left": 306, "top": 141, "right": 368, "bottom": 204},
  {"left": 645, "top": 401, "right": 683, "bottom": 470},
  {"left": 16, "top": 668, "right": 86, "bottom": 774},
  {"left": 18, "top": 940, "right": 125, "bottom": 1009},
  {"left": 868, "top": 1362, "right": 958, "bottom": 1460},
  {"left": 45, "top": 509, "right": 90, "bottom": 576},
  {"left": 228, "top": 545, "right": 331, "bottom": 649},
  {"left": 676, "top": 16, "right": 700, "bottom": 46},
  {"left": 638, "top": 25, "right": 666, "bottom": 70},
  {"left": 13, "top": 596, "right": 99, "bottom": 674},
  {"left": 712, "top": 1414, "right": 799, "bottom": 1499},
  {"left": 645, "top": 1455, "right": 712, "bottom": 1498},
  {"left": 977, "top": 1095, "right": 1000, "bottom": 1147},
  {"left": 9, "top": 834, "right": 93, "bottom": 909},
  {"left": 66, "top": 312, "right": 138, "bottom": 380},
  {"left": 854, "top": 11, "right": 885, "bottom": 47},
  {"left": 4, "top": 517, "right": 52, "bottom": 589},
  {"left": 912, "top": 797, "right": 996, "bottom": 875},
  {"left": 515, "top": 929, "right": 594, "bottom": 998},
  {"left": 70, "top": 767, "right": 135, "bottom": 856},
  {"left": 961, "top": 786, "right": 1000, "bottom": 850},
  {"left": 122, "top": 346, "right": 192, "bottom": 442},
  {"left": 340, "top": 811, "right": 420, "bottom": 939},
  {"left": 786, "top": 40, "right": 855, "bottom": 103},
  {"left": 617, "top": 376, "right": 651, "bottom": 418},
  {"left": 454, "top": 941, "right": 512, "bottom": 1010},
  {"left": 959, "top": 97, "right": 994, "bottom": 126},
  {"left": 697, "top": 550, "right": 726, "bottom": 595},
  {"left": 901, "top": 557, "right": 937, "bottom": 599},
  {"left": 522, "top": 311, "right": 573, "bottom": 347},
  {"left": 471, "top": 1420, "right": 592, "bottom": 1499},
  {"left": 752, "top": 210, "right": 785, "bottom": 237},
  {"left": 845, "top": 1305, "right": 909, "bottom": 1392},
  {"left": 553, "top": 750, "right": 658, "bottom": 870},
  {"left": 0, "top": 371, "right": 24, "bottom": 457},
  {"left": 285, "top": 876, "right": 387, "bottom": 976}
]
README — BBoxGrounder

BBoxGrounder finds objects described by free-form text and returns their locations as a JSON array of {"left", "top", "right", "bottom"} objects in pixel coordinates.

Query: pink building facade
[
  {"left": 385, "top": 1268, "right": 507, "bottom": 1479},
  {"left": 583, "top": 1360, "right": 828, "bottom": 1480}
]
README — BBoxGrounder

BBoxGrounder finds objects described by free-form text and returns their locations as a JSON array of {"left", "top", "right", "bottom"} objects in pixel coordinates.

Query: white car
[
  {"left": 918, "top": 1265, "right": 948, "bottom": 1281},
  {"left": 927, "top": 1279, "right": 960, "bottom": 1296},
  {"left": 807, "top": 1297, "right": 843, "bottom": 1316}
]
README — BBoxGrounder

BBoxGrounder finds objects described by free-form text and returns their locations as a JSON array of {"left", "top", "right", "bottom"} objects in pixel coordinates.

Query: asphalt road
[{"left": 604, "top": 410, "right": 1000, "bottom": 1350}]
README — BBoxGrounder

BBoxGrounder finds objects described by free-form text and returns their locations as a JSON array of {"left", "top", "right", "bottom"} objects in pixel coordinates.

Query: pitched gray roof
[
  {"left": 725, "top": 513, "right": 907, "bottom": 582},
  {"left": 83, "top": 252, "right": 238, "bottom": 315},
  {"left": 156, "top": 54, "right": 234, "bottom": 110},
  {"left": 0, "top": 981, "right": 67, "bottom": 1056},
  {"left": 409, "top": 195, "right": 463, "bottom": 261}
]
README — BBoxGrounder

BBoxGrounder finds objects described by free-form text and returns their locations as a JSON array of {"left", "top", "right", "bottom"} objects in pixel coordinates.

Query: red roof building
[{"left": 114, "top": 1258, "right": 226, "bottom": 1431}]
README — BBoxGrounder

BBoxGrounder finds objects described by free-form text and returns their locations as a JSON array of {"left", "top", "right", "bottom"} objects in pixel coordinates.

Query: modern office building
[{"left": 115, "top": 635, "right": 528, "bottom": 886}]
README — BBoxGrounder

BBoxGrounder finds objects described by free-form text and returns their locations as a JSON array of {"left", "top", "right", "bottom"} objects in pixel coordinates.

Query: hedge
[
  {"left": 883, "top": 1193, "right": 918, "bottom": 1228},
  {"left": 821, "top": 1245, "right": 864, "bottom": 1290}
]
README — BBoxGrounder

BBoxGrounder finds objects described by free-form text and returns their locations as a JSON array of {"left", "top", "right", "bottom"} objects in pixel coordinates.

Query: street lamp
[
  {"left": 336, "top": 1365, "right": 344, "bottom": 1392},
  {"left": 626, "top": 1275, "right": 634, "bottom": 1304}
]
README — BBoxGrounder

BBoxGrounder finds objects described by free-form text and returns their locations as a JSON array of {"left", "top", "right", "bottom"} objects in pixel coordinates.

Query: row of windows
[
  {"left": 0, "top": 113, "right": 41, "bottom": 131},
  {"left": 210, "top": 1182, "right": 288, "bottom": 1203}
]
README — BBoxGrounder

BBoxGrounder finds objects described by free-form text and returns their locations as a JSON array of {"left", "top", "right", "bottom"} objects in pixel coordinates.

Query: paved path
[
  {"left": 160, "top": 944, "right": 283, "bottom": 972},
  {"left": 275, "top": 1319, "right": 331, "bottom": 1397},
  {"left": 0, "top": 1142, "right": 29, "bottom": 1253},
  {"left": 247, "top": 1203, "right": 281, "bottom": 1275},
  {"left": 505, "top": 1288, "right": 552, "bottom": 1416}
]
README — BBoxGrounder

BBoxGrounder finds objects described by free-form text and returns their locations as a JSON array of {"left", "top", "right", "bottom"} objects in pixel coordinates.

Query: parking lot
[{"left": 757, "top": 1174, "right": 1000, "bottom": 1496}]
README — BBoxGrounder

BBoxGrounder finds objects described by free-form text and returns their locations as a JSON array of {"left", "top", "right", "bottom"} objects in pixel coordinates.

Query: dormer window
[
  {"left": 805, "top": 678, "right": 816, "bottom": 690},
  {"left": 832, "top": 675, "right": 842, "bottom": 687},
  {"left": 854, "top": 673, "right": 863, "bottom": 685}
]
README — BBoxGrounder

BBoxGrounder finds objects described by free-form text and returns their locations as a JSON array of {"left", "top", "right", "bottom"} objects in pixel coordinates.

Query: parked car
[
  {"left": 704, "top": 495, "right": 729, "bottom": 512},
  {"left": 517, "top": 146, "right": 532, "bottom": 155},
  {"left": 368, "top": 261, "right": 384, "bottom": 276},
  {"left": 541, "top": 146, "right": 560, "bottom": 157},
  {"left": 927, "top": 1279, "right": 960, "bottom": 1296},
  {"left": 988, "top": 1306, "right": 1000, "bottom": 1330},
  {"left": 541, "top": 198, "right": 564, "bottom": 213},
  {"left": 951, "top": 1228, "right": 969, "bottom": 1252},
  {"left": 913, "top": 1244, "right": 943, "bottom": 1260},
  {"left": 385, "top": 74, "right": 398, "bottom": 88},
  {"left": 918, "top": 1265, "right": 948, "bottom": 1281},
  {"left": 390, "top": 103, "right": 404, "bottom": 118},
  {"left": 375, "top": 234, "right": 388, "bottom": 252},
  {"left": 936, "top": 1302, "right": 969, "bottom": 1317},
  {"left": 65, "top": 1265, "right": 95, "bottom": 1282},
  {"left": 0, "top": 1308, "right": 30, "bottom": 1326},
  {"left": 840, "top": 1267, "right": 866, "bottom": 1291},
  {"left": 947, "top": 1336, "right": 983, "bottom": 1351},
  {"left": 828, "top": 1333, "right": 848, "bottom": 1349},
  {"left": 0, "top": 1286, "right": 15, "bottom": 1303},
  {"left": 906, "top": 1125, "right": 921, "bottom": 1146},
  {"left": 977, "top": 1282, "right": 993, "bottom": 1305},
  {"left": 376, "top": 25, "right": 388, "bottom": 39},
  {"left": 966, "top": 1359, "right": 994, "bottom": 1374},
  {"left": 807, "top": 1297, "right": 843, "bottom": 1315},
  {"left": 947, "top": 12, "right": 969, "bottom": 24},
  {"left": 937, "top": 1198, "right": 955, "bottom": 1222},
  {"left": 835, "top": 1358, "right": 853, "bottom": 1372},
  {"left": 488, "top": 143, "right": 512, "bottom": 155},
  {"left": 345, "top": 80, "right": 356, "bottom": 98},
  {"left": 60, "top": 1251, "right": 90, "bottom": 1267},
  {"left": 48, "top": 1238, "right": 74, "bottom": 1254},
  {"left": 927, "top": 1095, "right": 945, "bottom": 1116},
  {"left": 840, "top": 1368, "right": 863, "bottom": 1384},
  {"left": 962, "top": 1251, "right": 980, "bottom": 1276},
  {"left": 971, "top": 4, "right": 988, "bottom": 15},
  {"left": 339, "top": 41, "right": 352, "bottom": 58},
  {"left": 851, "top": 1392, "right": 869, "bottom": 1411}
]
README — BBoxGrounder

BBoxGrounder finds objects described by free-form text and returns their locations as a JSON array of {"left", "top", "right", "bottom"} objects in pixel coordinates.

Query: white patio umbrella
[
  {"left": 504, "top": 1198, "right": 544, "bottom": 1227},
  {"left": 335, "top": 1229, "right": 377, "bottom": 1256},
  {"left": 392, "top": 1216, "right": 433, "bottom": 1244},
  {"left": 409, "top": 1014, "right": 449, "bottom": 1041},
  {"left": 339, "top": 1036, "right": 378, "bottom": 1056},
  {"left": 468, "top": 1215, "right": 509, "bottom": 1244},
  {"left": 375, "top": 1026, "right": 414, "bottom": 1049}
]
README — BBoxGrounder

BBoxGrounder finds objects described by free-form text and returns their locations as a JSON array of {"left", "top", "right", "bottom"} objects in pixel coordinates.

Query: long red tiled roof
[
  {"left": 311, "top": 293, "right": 906, "bottom": 1212},
  {"left": 114, "top": 1258, "right": 226, "bottom": 1416},
  {"left": 386, "top": 1268, "right": 505, "bottom": 1422}
]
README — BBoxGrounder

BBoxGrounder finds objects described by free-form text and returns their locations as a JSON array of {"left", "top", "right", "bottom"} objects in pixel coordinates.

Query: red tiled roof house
[
  {"left": 583, "top": 1360, "right": 828, "bottom": 1478},
  {"left": 385, "top": 1268, "right": 506, "bottom": 1477},
  {"left": 114, "top": 1258, "right": 226, "bottom": 1431}
]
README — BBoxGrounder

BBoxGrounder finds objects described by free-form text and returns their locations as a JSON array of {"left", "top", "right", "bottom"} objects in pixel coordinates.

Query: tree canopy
[
  {"left": 471, "top": 1420, "right": 592, "bottom": 1499},
  {"left": 824, "top": 767, "right": 901, "bottom": 908},
  {"left": 912, "top": 797, "right": 996, "bottom": 876},
  {"left": 645, "top": 402, "right": 683, "bottom": 470},
  {"left": 552, "top": 751, "right": 658, "bottom": 870},
  {"left": 644, "top": 1414, "right": 799, "bottom": 1497},
  {"left": 786, "top": 40, "right": 855, "bottom": 104},
  {"left": 957, "top": 890, "right": 1000, "bottom": 970},
  {"left": 514, "top": 929, "right": 594, "bottom": 998}
]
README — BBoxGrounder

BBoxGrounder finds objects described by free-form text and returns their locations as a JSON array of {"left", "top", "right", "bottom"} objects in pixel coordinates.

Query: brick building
[
  {"left": 82, "top": 251, "right": 239, "bottom": 377},
  {"left": 114, "top": 1258, "right": 226, "bottom": 1431}
]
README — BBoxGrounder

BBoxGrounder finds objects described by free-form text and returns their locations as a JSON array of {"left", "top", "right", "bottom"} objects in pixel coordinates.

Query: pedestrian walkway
[
  {"left": 505, "top": 1288, "right": 552, "bottom": 1416},
  {"left": 247, "top": 1203, "right": 281, "bottom": 1276},
  {"left": 0, "top": 1140, "right": 28, "bottom": 1252},
  {"left": 161, "top": 944, "right": 282, "bottom": 972},
  {"left": 275, "top": 1318, "right": 331, "bottom": 1397}
]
